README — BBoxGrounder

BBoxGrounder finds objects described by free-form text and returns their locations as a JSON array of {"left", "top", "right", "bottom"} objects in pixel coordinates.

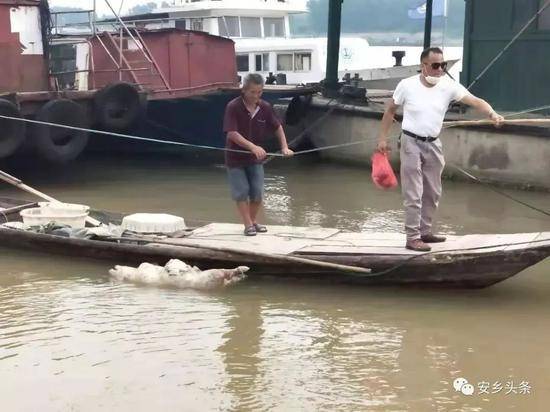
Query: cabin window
[
  {"left": 294, "top": 53, "right": 311, "bottom": 71},
  {"left": 538, "top": 0, "right": 550, "bottom": 30},
  {"left": 191, "top": 19, "right": 203, "bottom": 31},
  {"left": 255, "top": 53, "right": 270, "bottom": 71},
  {"left": 241, "top": 17, "right": 262, "bottom": 37},
  {"left": 277, "top": 53, "right": 293, "bottom": 71},
  {"left": 264, "top": 17, "right": 285, "bottom": 37},
  {"left": 218, "top": 16, "right": 239, "bottom": 37},
  {"left": 175, "top": 19, "right": 186, "bottom": 30},
  {"left": 236, "top": 54, "right": 249, "bottom": 72},
  {"left": 50, "top": 44, "right": 77, "bottom": 90}
]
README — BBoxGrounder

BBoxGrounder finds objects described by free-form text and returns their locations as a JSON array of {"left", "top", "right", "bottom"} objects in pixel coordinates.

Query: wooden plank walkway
[{"left": 163, "top": 223, "right": 550, "bottom": 256}]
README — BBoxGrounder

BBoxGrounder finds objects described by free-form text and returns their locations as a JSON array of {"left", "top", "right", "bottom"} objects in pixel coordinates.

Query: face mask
[
  {"left": 424, "top": 75, "right": 441, "bottom": 85},
  {"left": 422, "top": 64, "right": 444, "bottom": 85}
]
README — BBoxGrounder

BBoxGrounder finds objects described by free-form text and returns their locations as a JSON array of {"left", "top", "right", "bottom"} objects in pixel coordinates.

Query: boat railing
[
  {"left": 131, "top": 28, "right": 171, "bottom": 92},
  {"left": 50, "top": 9, "right": 96, "bottom": 36},
  {"left": 48, "top": 1, "right": 173, "bottom": 93}
]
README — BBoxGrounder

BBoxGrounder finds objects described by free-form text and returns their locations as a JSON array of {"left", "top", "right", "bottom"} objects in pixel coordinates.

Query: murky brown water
[{"left": 1, "top": 153, "right": 549, "bottom": 411}]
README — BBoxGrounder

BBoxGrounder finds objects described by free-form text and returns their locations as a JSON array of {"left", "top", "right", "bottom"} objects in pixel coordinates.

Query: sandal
[
  {"left": 253, "top": 223, "right": 268, "bottom": 233},
  {"left": 244, "top": 225, "right": 257, "bottom": 236}
]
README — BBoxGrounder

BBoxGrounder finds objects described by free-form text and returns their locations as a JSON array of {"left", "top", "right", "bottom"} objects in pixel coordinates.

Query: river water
[{"left": 1, "top": 153, "right": 549, "bottom": 411}]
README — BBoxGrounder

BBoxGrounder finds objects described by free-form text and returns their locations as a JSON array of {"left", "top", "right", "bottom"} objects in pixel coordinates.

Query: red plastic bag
[{"left": 371, "top": 152, "right": 398, "bottom": 189}]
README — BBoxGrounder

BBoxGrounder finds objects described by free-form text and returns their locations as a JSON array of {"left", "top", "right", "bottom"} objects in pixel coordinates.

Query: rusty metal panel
[
  {"left": 186, "top": 32, "right": 237, "bottom": 87},
  {"left": 139, "top": 30, "right": 237, "bottom": 89},
  {"left": 89, "top": 29, "right": 238, "bottom": 93},
  {"left": 0, "top": 4, "right": 48, "bottom": 92},
  {"left": 0, "top": 6, "right": 19, "bottom": 40},
  {"left": 0, "top": 1, "right": 41, "bottom": 5}
]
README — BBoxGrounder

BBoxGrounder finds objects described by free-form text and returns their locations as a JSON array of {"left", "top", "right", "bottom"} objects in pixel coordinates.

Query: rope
[
  {"left": 439, "top": 99, "right": 550, "bottom": 218},
  {"left": 121, "top": 229, "right": 550, "bottom": 279},
  {"left": 394, "top": 126, "right": 550, "bottom": 218},
  {"left": 443, "top": 118, "right": 550, "bottom": 128},
  {"left": 441, "top": 97, "right": 550, "bottom": 129},
  {"left": 264, "top": 98, "right": 338, "bottom": 164},
  {"left": 449, "top": 165, "right": 550, "bottom": 217},
  {"left": 143, "top": 98, "right": 368, "bottom": 161},
  {"left": 468, "top": 0, "right": 550, "bottom": 90},
  {"left": 392, "top": 119, "right": 550, "bottom": 218},
  {"left": 0, "top": 114, "right": 281, "bottom": 156},
  {"left": 288, "top": 140, "right": 366, "bottom": 155},
  {"left": 0, "top": 114, "right": 365, "bottom": 157},
  {"left": 504, "top": 103, "right": 550, "bottom": 118},
  {"left": 341, "top": 235, "right": 550, "bottom": 278}
]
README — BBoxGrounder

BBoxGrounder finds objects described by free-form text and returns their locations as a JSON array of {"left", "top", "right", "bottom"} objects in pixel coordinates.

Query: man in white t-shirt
[{"left": 377, "top": 47, "right": 504, "bottom": 251}]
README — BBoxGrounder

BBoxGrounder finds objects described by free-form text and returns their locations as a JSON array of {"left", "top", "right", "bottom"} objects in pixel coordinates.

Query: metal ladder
[{"left": 49, "top": 0, "right": 172, "bottom": 93}]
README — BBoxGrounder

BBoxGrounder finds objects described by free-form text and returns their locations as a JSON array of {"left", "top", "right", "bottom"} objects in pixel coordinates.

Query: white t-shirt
[{"left": 393, "top": 75, "right": 470, "bottom": 137}]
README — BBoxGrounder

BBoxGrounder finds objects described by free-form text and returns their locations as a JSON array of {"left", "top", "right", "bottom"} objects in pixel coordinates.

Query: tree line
[
  {"left": 291, "top": 0, "right": 466, "bottom": 38},
  {"left": 50, "top": 2, "right": 170, "bottom": 25},
  {"left": 51, "top": 0, "right": 466, "bottom": 41}
]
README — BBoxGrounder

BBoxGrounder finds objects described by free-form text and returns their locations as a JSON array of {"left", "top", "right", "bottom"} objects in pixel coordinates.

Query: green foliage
[
  {"left": 291, "top": 0, "right": 466, "bottom": 38},
  {"left": 50, "top": 7, "right": 90, "bottom": 25},
  {"left": 127, "top": 2, "right": 159, "bottom": 16},
  {"left": 123, "top": 1, "right": 170, "bottom": 16}
]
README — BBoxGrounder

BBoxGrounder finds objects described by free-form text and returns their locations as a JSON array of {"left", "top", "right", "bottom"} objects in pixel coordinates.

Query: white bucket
[
  {"left": 38, "top": 201, "right": 90, "bottom": 215},
  {"left": 20, "top": 207, "right": 88, "bottom": 228},
  {"left": 121, "top": 213, "right": 186, "bottom": 234}
]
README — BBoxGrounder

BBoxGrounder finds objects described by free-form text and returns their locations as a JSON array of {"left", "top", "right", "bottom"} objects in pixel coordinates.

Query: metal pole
[
  {"left": 92, "top": 0, "right": 97, "bottom": 34},
  {"left": 423, "top": 0, "right": 433, "bottom": 49},
  {"left": 324, "top": 0, "right": 343, "bottom": 93}
]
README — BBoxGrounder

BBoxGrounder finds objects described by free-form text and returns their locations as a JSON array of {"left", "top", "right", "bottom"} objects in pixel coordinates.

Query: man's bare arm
[
  {"left": 274, "top": 125, "right": 293, "bottom": 156},
  {"left": 460, "top": 94, "right": 504, "bottom": 126}
]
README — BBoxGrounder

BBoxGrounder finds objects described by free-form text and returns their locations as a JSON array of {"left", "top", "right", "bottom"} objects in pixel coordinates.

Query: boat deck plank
[
  {"left": 302, "top": 232, "right": 550, "bottom": 255},
  {"left": 164, "top": 223, "right": 341, "bottom": 254},
  {"left": 161, "top": 223, "right": 550, "bottom": 256}
]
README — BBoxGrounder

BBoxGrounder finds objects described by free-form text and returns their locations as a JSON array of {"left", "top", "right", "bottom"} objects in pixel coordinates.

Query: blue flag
[{"left": 408, "top": 0, "right": 447, "bottom": 19}]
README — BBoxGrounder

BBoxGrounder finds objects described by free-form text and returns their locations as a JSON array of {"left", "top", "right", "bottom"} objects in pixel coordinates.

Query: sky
[
  {"left": 48, "top": 0, "right": 166, "bottom": 17},
  {"left": 49, "top": 0, "right": 309, "bottom": 17}
]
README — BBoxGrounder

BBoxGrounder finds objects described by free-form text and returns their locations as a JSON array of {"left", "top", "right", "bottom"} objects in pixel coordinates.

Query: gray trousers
[{"left": 400, "top": 134, "right": 445, "bottom": 241}]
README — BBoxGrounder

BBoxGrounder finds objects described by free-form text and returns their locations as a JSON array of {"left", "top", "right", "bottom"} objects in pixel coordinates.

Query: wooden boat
[{"left": 1, "top": 197, "right": 549, "bottom": 288}]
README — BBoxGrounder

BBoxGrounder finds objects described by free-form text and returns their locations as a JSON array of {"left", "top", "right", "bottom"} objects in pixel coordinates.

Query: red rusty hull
[
  {"left": 90, "top": 29, "right": 238, "bottom": 97},
  {"left": 0, "top": 2, "right": 48, "bottom": 93}
]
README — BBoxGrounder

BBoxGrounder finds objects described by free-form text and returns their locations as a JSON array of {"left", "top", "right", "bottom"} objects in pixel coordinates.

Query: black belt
[{"left": 402, "top": 129, "right": 438, "bottom": 142}]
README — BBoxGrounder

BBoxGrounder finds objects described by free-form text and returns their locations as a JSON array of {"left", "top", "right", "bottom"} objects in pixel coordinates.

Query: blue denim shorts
[{"left": 227, "top": 164, "right": 264, "bottom": 202}]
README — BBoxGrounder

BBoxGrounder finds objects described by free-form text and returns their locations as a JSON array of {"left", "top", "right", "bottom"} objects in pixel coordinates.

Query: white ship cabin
[
  {"left": 153, "top": 0, "right": 372, "bottom": 84},
  {"left": 162, "top": 0, "right": 305, "bottom": 35}
]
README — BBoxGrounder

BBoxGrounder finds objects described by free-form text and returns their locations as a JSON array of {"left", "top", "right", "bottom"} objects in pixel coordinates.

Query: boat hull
[
  {"left": 0, "top": 225, "right": 547, "bottom": 288},
  {"left": 299, "top": 96, "right": 550, "bottom": 190},
  {"left": 88, "top": 87, "right": 315, "bottom": 153},
  {"left": 2, "top": 198, "right": 548, "bottom": 288}
]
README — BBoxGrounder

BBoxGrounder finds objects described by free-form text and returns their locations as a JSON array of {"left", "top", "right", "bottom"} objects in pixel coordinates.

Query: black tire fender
[
  {"left": 30, "top": 99, "right": 89, "bottom": 163},
  {"left": 94, "top": 82, "right": 142, "bottom": 130},
  {"left": 285, "top": 95, "right": 311, "bottom": 126},
  {"left": 0, "top": 98, "right": 26, "bottom": 158}
]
